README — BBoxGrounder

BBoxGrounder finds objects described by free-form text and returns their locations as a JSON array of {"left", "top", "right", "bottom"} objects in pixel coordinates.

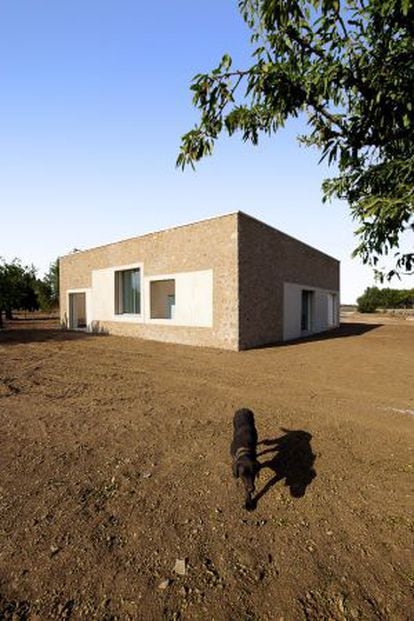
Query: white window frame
[
  {"left": 111, "top": 262, "right": 144, "bottom": 322},
  {"left": 144, "top": 269, "right": 213, "bottom": 327},
  {"left": 145, "top": 273, "right": 177, "bottom": 325},
  {"left": 114, "top": 267, "right": 142, "bottom": 315}
]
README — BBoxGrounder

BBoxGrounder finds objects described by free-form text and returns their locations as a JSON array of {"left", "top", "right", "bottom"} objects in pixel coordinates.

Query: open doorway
[
  {"left": 301, "top": 290, "right": 314, "bottom": 332},
  {"left": 69, "top": 292, "right": 87, "bottom": 329}
]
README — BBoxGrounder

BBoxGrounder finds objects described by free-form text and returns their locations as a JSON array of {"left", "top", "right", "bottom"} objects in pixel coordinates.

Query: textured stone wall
[
  {"left": 61, "top": 212, "right": 340, "bottom": 351},
  {"left": 238, "top": 212, "right": 340, "bottom": 349},
  {"left": 60, "top": 214, "right": 239, "bottom": 350}
]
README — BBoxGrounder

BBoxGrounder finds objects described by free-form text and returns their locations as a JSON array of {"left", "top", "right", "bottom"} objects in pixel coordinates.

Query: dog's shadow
[{"left": 252, "top": 428, "right": 316, "bottom": 509}]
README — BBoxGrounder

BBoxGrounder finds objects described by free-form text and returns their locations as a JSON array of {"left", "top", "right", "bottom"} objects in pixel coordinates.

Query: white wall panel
[
  {"left": 90, "top": 265, "right": 213, "bottom": 328},
  {"left": 283, "top": 283, "right": 339, "bottom": 341},
  {"left": 145, "top": 270, "right": 213, "bottom": 327},
  {"left": 90, "top": 263, "right": 144, "bottom": 324},
  {"left": 91, "top": 268, "right": 115, "bottom": 322}
]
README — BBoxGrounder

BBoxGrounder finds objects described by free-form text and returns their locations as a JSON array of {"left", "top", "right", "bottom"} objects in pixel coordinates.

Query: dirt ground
[{"left": 0, "top": 314, "right": 413, "bottom": 620}]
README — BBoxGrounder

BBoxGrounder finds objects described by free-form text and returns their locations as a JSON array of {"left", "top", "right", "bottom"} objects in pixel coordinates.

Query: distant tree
[
  {"left": 382, "top": 287, "right": 414, "bottom": 308},
  {"left": 0, "top": 259, "right": 39, "bottom": 327},
  {"left": 357, "top": 286, "right": 414, "bottom": 312},
  {"left": 357, "top": 287, "right": 382, "bottom": 312},
  {"left": 37, "top": 258, "right": 59, "bottom": 311},
  {"left": 35, "top": 280, "right": 52, "bottom": 312},
  {"left": 178, "top": 0, "right": 414, "bottom": 280}
]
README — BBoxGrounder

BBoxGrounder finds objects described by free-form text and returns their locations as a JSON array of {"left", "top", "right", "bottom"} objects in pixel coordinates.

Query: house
[{"left": 59, "top": 212, "right": 340, "bottom": 350}]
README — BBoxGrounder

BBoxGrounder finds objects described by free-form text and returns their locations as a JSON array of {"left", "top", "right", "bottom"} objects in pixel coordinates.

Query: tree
[
  {"left": 357, "top": 285, "right": 414, "bottom": 311},
  {"left": 357, "top": 286, "right": 384, "bottom": 312},
  {"left": 36, "top": 259, "right": 60, "bottom": 311},
  {"left": 0, "top": 259, "right": 39, "bottom": 327},
  {"left": 177, "top": 0, "right": 414, "bottom": 280},
  {"left": 46, "top": 259, "right": 60, "bottom": 307}
]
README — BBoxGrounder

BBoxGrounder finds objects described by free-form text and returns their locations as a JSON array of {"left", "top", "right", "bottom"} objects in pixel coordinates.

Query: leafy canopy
[
  {"left": 0, "top": 259, "right": 38, "bottom": 325},
  {"left": 357, "top": 285, "right": 414, "bottom": 311},
  {"left": 0, "top": 258, "right": 60, "bottom": 326},
  {"left": 38, "top": 259, "right": 60, "bottom": 310},
  {"left": 177, "top": 0, "right": 414, "bottom": 279}
]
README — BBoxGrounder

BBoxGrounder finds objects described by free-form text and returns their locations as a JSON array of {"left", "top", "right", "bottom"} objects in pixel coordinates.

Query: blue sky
[{"left": 0, "top": 1, "right": 411, "bottom": 303}]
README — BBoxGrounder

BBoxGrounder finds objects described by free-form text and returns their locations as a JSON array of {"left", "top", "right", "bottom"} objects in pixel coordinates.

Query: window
[
  {"left": 115, "top": 268, "right": 141, "bottom": 314},
  {"left": 301, "top": 290, "right": 314, "bottom": 331},
  {"left": 150, "top": 279, "right": 176, "bottom": 319}
]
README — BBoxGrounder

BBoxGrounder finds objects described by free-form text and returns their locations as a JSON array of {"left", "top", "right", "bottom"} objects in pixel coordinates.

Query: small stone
[
  {"left": 326, "top": 530, "right": 334, "bottom": 536},
  {"left": 158, "top": 579, "right": 170, "bottom": 590},
  {"left": 337, "top": 595, "right": 345, "bottom": 614},
  {"left": 142, "top": 472, "right": 152, "bottom": 479},
  {"left": 50, "top": 545, "right": 60, "bottom": 556},
  {"left": 174, "top": 558, "right": 187, "bottom": 576}
]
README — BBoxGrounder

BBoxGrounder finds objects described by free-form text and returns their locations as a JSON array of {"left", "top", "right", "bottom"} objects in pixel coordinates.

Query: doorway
[
  {"left": 301, "top": 290, "right": 314, "bottom": 332},
  {"left": 69, "top": 292, "right": 87, "bottom": 330}
]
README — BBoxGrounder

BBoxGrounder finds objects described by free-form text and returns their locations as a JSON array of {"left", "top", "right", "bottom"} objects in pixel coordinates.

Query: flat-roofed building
[{"left": 60, "top": 212, "right": 340, "bottom": 350}]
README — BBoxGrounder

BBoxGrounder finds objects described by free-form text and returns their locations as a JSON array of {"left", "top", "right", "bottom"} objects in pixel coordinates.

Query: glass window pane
[{"left": 115, "top": 268, "right": 140, "bottom": 314}]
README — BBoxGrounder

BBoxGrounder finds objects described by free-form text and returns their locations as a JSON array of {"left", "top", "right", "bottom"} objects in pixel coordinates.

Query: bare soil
[{"left": 0, "top": 315, "right": 413, "bottom": 620}]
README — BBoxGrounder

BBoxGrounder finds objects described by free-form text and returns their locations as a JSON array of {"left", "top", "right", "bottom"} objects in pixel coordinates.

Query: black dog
[{"left": 231, "top": 408, "right": 259, "bottom": 510}]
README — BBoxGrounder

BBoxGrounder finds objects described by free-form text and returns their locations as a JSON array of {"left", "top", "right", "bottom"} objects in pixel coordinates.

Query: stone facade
[
  {"left": 238, "top": 213, "right": 340, "bottom": 349},
  {"left": 60, "top": 212, "right": 340, "bottom": 350},
  {"left": 60, "top": 214, "right": 239, "bottom": 350}
]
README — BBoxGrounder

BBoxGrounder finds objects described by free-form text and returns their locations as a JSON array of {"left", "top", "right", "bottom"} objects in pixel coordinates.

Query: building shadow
[
  {"left": 248, "top": 321, "right": 383, "bottom": 351},
  {"left": 252, "top": 428, "right": 316, "bottom": 507},
  {"left": 0, "top": 328, "right": 94, "bottom": 346},
  {"left": 0, "top": 319, "right": 109, "bottom": 346},
  {"left": 299, "top": 321, "right": 383, "bottom": 342}
]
